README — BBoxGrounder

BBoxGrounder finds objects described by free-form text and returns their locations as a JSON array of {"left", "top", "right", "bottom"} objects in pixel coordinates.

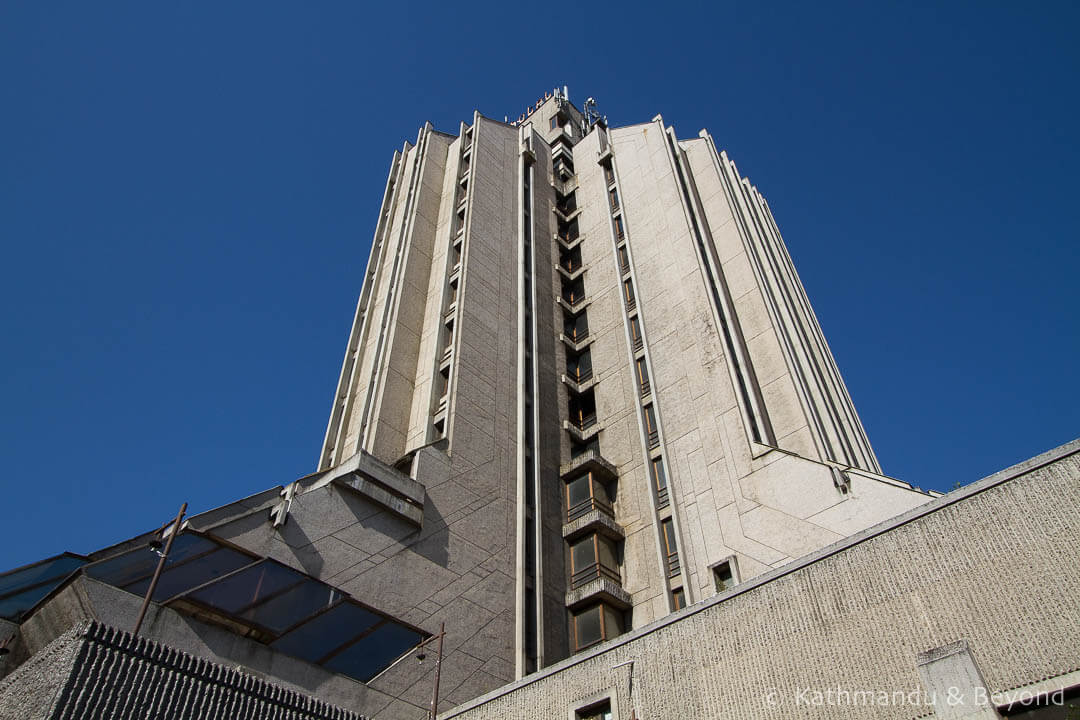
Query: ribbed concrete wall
[
  {"left": 440, "top": 442, "right": 1080, "bottom": 720},
  {"left": 0, "top": 622, "right": 365, "bottom": 720}
]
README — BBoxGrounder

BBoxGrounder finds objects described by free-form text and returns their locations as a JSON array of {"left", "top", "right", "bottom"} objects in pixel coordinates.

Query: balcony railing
[
  {"left": 568, "top": 367, "right": 593, "bottom": 384},
  {"left": 567, "top": 494, "right": 613, "bottom": 522},
  {"left": 632, "top": 334, "right": 644, "bottom": 352},
  {"left": 571, "top": 413, "right": 597, "bottom": 432},
  {"left": 647, "top": 428, "right": 659, "bottom": 448},
  {"left": 639, "top": 378, "right": 651, "bottom": 397},
  {"left": 565, "top": 328, "right": 590, "bottom": 344},
  {"left": 656, "top": 485, "right": 669, "bottom": 509},
  {"left": 570, "top": 561, "right": 621, "bottom": 590}
]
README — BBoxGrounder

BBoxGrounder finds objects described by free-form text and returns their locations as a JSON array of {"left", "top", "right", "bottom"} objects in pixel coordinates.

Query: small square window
[
  {"left": 576, "top": 701, "right": 612, "bottom": 720},
  {"left": 550, "top": 116, "right": 559, "bottom": 131},
  {"left": 712, "top": 558, "right": 739, "bottom": 593}
]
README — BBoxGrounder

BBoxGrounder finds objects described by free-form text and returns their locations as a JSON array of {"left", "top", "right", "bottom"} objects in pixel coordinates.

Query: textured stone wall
[
  {"left": 0, "top": 622, "right": 364, "bottom": 720},
  {"left": 439, "top": 443, "right": 1080, "bottom": 720}
]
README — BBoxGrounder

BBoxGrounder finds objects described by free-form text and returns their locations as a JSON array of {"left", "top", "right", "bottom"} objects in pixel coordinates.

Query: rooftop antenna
[{"left": 584, "top": 96, "right": 603, "bottom": 127}]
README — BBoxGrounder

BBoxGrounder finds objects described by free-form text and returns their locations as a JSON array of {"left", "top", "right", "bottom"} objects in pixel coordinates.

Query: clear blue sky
[{"left": 2, "top": 1, "right": 1077, "bottom": 572}]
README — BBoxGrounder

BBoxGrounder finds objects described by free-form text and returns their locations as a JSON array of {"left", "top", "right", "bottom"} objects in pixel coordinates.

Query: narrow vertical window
[
  {"left": 643, "top": 404, "right": 659, "bottom": 448},
  {"left": 614, "top": 215, "right": 625, "bottom": 240},
  {"left": 608, "top": 187, "right": 620, "bottom": 211},
  {"left": 618, "top": 245, "right": 630, "bottom": 275},
  {"left": 622, "top": 280, "right": 636, "bottom": 310},
  {"left": 635, "top": 358, "right": 650, "bottom": 397},
  {"left": 629, "top": 316, "right": 643, "bottom": 351},
  {"left": 661, "top": 518, "right": 680, "bottom": 577},
  {"left": 672, "top": 587, "right": 686, "bottom": 610},
  {"left": 651, "top": 457, "right": 669, "bottom": 508}
]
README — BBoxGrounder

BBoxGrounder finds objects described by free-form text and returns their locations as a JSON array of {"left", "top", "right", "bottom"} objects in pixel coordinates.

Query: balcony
[
  {"left": 561, "top": 373, "right": 596, "bottom": 395},
  {"left": 563, "top": 417, "right": 601, "bottom": 444},
  {"left": 556, "top": 263, "right": 585, "bottom": 283},
  {"left": 571, "top": 560, "right": 620, "bottom": 590}
]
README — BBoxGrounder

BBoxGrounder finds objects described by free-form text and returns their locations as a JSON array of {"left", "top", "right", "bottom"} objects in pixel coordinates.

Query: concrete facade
[
  {"left": 4, "top": 92, "right": 1070, "bottom": 720},
  {"left": 439, "top": 440, "right": 1080, "bottom": 720}
]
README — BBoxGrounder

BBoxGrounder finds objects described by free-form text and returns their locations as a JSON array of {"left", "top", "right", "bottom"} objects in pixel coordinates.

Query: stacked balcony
[{"left": 551, "top": 133, "right": 630, "bottom": 653}]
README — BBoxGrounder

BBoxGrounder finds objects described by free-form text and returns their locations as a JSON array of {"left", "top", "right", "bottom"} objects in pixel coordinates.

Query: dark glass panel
[
  {"left": 85, "top": 533, "right": 219, "bottom": 589},
  {"left": 126, "top": 547, "right": 254, "bottom": 602},
  {"left": 573, "top": 605, "right": 603, "bottom": 649},
  {"left": 0, "top": 583, "right": 64, "bottom": 621},
  {"left": 271, "top": 602, "right": 381, "bottom": 664},
  {"left": 323, "top": 620, "right": 423, "bottom": 682},
  {"left": 0, "top": 555, "right": 86, "bottom": 598},
  {"left": 566, "top": 475, "right": 591, "bottom": 508},
  {"left": 570, "top": 536, "right": 596, "bottom": 574},
  {"left": 603, "top": 604, "right": 624, "bottom": 636}
]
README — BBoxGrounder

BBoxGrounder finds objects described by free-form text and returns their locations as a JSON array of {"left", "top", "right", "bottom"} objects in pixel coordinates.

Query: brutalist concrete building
[{"left": 2, "top": 92, "right": 1077, "bottom": 719}]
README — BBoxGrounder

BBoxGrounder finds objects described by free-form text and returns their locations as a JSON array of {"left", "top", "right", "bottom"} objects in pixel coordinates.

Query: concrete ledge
[
  {"left": 564, "top": 578, "right": 631, "bottom": 610},
  {"left": 561, "top": 510, "right": 623, "bottom": 542},
  {"left": 307, "top": 450, "right": 425, "bottom": 527},
  {"left": 559, "top": 448, "right": 618, "bottom": 482}
]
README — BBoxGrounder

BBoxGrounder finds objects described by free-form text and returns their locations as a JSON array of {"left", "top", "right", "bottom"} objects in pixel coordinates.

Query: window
[
  {"left": 437, "top": 366, "right": 450, "bottom": 401},
  {"left": 556, "top": 191, "right": 576, "bottom": 215},
  {"left": 635, "top": 357, "right": 650, "bottom": 397},
  {"left": 570, "top": 439, "right": 599, "bottom": 458},
  {"left": 569, "top": 533, "right": 619, "bottom": 589},
  {"left": 563, "top": 277, "right": 586, "bottom": 305},
  {"left": 561, "top": 245, "right": 582, "bottom": 273},
  {"left": 614, "top": 215, "right": 625, "bottom": 240},
  {"left": 713, "top": 559, "right": 737, "bottom": 593},
  {"left": 651, "top": 457, "right": 669, "bottom": 508},
  {"left": 622, "top": 279, "right": 636, "bottom": 310},
  {"left": 643, "top": 404, "right": 659, "bottom": 448},
  {"left": 672, "top": 587, "right": 686, "bottom": 610},
  {"left": 571, "top": 603, "right": 623, "bottom": 651},
  {"left": 604, "top": 165, "right": 615, "bottom": 186},
  {"left": 661, "top": 518, "right": 680, "bottom": 578},
  {"left": 629, "top": 315, "right": 643, "bottom": 351},
  {"left": 565, "top": 472, "right": 612, "bottom": 521},
  {"left": 577, "top": 701, "right": 613, "bottom": 720},
  {"left": 567, "top": 351, "right": 592, "bottom": 383},
  {"left": 448, "top": 278, "right": 458, "bottom": 305},
  {"left": 617, "top": 245, "right": 630, "bottom": 275},
  {"left": 564, "top": 312, "right": 589, "bottom": 343},
  {"left": 550, "top": 116, "right": 558, "bottom": 131},
  {"left": 558, "top": 218, "right": 579, "bottom": 243},
  {"left": 608, "top": 187, "right": 620, "bottom": 211},
  {"left": 568, "top": 391, "right": 597, "bottom": 432}
]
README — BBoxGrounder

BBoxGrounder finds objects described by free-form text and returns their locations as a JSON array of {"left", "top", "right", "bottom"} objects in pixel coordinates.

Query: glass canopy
[
  {"left": 4, "top": 531, "right": 426, "bottom": 684},
  {"left": 0, "top": 553, "right": 87, "bottom": 621}
]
